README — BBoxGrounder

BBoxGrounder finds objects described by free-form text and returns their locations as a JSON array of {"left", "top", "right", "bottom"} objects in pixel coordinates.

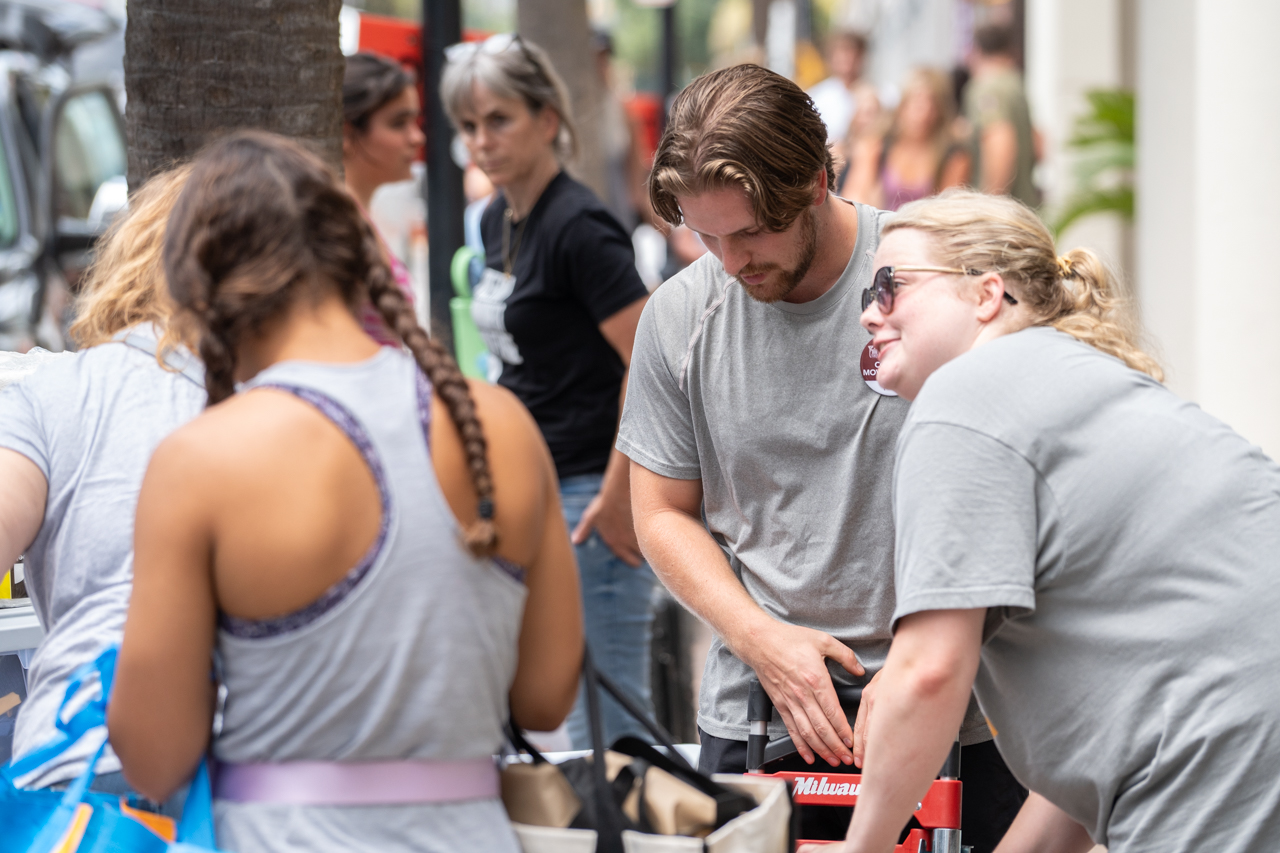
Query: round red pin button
[{"left": 861, "top": 341, "right": 898, "bottom": 397}]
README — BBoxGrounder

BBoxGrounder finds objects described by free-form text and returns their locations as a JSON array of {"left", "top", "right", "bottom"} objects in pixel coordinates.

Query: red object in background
[
  {"left": 625, "top": 94, "right": 663, "bottom": 168},
  {"left": 349, "top": 11, "right": 490, "bottom": 163},
  {"left": 356, "top": 10, "right": 421, "bottom": 66},
  {"left": 353, "top": 10, "right": 490, "bottom": 67}
]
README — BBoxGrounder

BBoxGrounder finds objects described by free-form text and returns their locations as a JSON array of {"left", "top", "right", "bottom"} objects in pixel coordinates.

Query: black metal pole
[
  {"left": 424, "top": 0, "right": 464, "bottom": 350},
  {"left": 796, "top": 0, "right": 813, "bottom": 43},
  {"left": 660, "top": 3, "right": 677, "bottom": 133}
]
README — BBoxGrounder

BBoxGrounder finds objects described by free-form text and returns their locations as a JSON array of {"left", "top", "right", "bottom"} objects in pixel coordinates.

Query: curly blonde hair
[
  {"left": 887, "top": 189, "right": 1163, "bottom": 380},
  {"left": 69, "top": 164, "right": 194, "bottom": 353}
]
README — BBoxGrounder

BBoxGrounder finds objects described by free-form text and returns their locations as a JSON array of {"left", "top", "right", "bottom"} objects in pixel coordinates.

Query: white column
[
  {"left": 1025, "top": 0, "right": 1126, "bottom": 267},
  {"left": 1137, "top": 0, "right": 1280, "bottom": 458}
]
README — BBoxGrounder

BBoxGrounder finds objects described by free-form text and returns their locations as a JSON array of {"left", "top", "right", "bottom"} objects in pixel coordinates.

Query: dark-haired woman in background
[
  {"left": 441, "top": 36, "right": 655, "bottom": 749},
  {"left": 842, "top": 68, "right": 969, "bottom": 211},
  {"left": 108, "top": 132, "right": 583, "bottom": 852},
  {"left": 343, "top": 51, "right": 424, "bottom": 345}
]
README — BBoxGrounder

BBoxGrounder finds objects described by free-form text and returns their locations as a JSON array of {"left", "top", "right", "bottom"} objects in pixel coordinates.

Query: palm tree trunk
[
  {"left": 517, "top": 0, "right": 608, "bottom": 200},
  {"left": 125, "top": 0, "right": 344, "bottom": 188}
]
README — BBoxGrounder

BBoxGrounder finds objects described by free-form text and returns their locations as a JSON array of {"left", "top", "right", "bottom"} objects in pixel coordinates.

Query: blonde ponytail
[
  {"left": 886, "top": 189, "right": 1163, "bottom": 381},
  {"left": 1051, "top": 248, "right": 1163, "bottom": 381}
]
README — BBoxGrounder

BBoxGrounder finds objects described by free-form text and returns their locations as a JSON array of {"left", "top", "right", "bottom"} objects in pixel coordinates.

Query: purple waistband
[{"left": 214, "top": 757, "right": 500, "bottom": 806}]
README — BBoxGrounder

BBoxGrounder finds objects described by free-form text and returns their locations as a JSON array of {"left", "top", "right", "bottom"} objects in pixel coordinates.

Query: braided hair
[{"left": 163, "top": 130, "right": 498, "bottom": 556}]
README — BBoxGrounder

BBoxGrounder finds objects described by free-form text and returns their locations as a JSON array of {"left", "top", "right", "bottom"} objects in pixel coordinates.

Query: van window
[
  {"left": 54, "top": 90, "right": 126, "bottom": 221},
  {"left": 0, "top": 129, "right": 17, "bottom": 246}
]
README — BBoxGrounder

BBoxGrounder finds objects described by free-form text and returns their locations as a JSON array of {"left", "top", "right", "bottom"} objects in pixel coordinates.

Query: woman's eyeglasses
[
  {"left": 860, "top": 265, "right": 1018, "bottom": 314},
  {"left": 444, "top": 32, "right": 526, "bottom": 64}
]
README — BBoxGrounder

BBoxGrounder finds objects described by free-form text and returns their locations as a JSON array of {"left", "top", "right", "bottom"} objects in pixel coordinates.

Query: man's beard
[{"left": 735, "top": 209, "right": 819, "bottom": 304}]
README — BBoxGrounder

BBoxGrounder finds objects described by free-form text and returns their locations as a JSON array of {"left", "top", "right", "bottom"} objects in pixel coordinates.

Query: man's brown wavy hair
[{"left": 649, "top": 64, "right": 835, "bottom": 232}]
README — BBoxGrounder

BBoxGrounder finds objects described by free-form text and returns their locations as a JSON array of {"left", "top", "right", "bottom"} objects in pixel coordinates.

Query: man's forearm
[{"left": 634, "top": 497, "right": 772, "bottom": 656}]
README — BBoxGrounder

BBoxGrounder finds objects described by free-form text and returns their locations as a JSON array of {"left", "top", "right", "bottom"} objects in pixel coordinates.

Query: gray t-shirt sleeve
[
  {"left": 616, "top": 296, "right": 701, "bottom": 480},
  {"left": 0, "top": 380, "right": 50, "bottom": 478},
  {"left": 892, "top": 421, "right": 1038, "bottom": 631}
]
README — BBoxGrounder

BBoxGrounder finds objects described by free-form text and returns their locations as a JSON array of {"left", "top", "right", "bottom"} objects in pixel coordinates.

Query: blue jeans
[{"left": 560, "top": 473, "right": 658, "bottom": 749}]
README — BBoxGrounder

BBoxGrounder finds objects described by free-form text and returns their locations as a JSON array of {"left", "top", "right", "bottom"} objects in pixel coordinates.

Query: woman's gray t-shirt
[
  {"left": 0, "top": 327, "right": 205, "bottom": 786},
  {"left": 892, "top": 327, "right": 1280, "bottom": 852}
]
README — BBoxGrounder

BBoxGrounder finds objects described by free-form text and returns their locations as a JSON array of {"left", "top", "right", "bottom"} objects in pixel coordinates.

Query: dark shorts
[{"left": 698, "top": 729, "right": 1027, "bottom": 851}]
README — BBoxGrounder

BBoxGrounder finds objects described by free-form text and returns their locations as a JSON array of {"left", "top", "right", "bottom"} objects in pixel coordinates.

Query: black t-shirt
[{"left": 478, "top": 171, "right": 648, "bottom": 479}]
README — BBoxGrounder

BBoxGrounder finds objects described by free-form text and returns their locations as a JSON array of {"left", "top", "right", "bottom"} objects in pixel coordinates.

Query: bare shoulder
[
  {"left": 150, "top": 388, "right": 332, "bottom": 488},
  {"left": 464, "top": 379, "right": 554, "bottom": 485},
  {"left": 468, "top": 380, "right": 540, "bottom": 443}
]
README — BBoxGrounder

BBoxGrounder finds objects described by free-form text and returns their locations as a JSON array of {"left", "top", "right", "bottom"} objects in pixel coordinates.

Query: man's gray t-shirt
[
  {"left": 619, "top": 201, "right": 988, "bottom": 744},
  {"left": 0, "top": 326, "right": 205, "bottom": 786},
  {"left": 893, "top": 327, "right": 1280, "bottom": 852}
]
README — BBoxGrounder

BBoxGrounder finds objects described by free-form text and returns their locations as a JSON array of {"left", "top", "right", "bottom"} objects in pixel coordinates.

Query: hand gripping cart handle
[{"left": 744, "top": 678, "right": 964, "bottom": 853}]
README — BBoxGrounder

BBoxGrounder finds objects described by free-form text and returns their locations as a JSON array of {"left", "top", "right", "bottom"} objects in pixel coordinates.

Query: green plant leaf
[
  {"left": 1052, "top": 187, "right": 1134, "bottom": 237},
  {"left": 1054, "top": 88, "right": 1135, "bottom": 234}
]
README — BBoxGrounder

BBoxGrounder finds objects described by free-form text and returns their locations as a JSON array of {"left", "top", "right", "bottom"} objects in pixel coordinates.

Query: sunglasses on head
[
  {"left": 860, "top": 265, "right": 1018, "bottom": 314},
  {"left": 444, "top": 32, "right": 527, "bottom": 64}
]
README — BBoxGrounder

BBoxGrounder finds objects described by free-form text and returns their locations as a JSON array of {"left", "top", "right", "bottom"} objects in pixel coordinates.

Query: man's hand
[
  {"left": 740, "top": 622, "right": 865, "bottom": 767},
  {"left": 851, "top": 669, "right": 883, "bottom": 768},
  {"left": 571, "top": 487, "right": 643, "bottom": 566}
]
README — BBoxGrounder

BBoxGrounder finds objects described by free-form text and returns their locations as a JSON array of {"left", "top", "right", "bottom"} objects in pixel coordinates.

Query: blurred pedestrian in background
[
  {"left": 808, "top": 31, "right": 882, "bottom": 192},
  {"left": 807, "top": 31, "right": 878, "bottom": 150},
  {"left": 0, "top": 167, "right": 201, "bottom": 813},
  {"left": 441, "top": 35, "right": 656, "bottom": 749},
  {"left": 593, "top": 29, "right": 650, "bottom": 235},
  {"left": 964, "top": 25, "right": 1039, "bottom": 206},
  {"left": 109, "top": 132, "right": 583, "bottom": 852},
  {"left": 842, "top": 67, "right": 969, "bottom": 210},
  {"left": 343, "top": 52, "right": 423, "bottom": 344}
]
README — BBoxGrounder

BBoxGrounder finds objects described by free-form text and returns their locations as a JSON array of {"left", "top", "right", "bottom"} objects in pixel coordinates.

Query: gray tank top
[{"left": 211, "top": 349, "right": 525, "bottom": 852}]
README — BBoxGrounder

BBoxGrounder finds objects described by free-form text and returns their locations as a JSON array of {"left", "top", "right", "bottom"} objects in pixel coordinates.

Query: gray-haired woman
[{"left": 441, "top": 35, "right": 655, "bottom": 749}]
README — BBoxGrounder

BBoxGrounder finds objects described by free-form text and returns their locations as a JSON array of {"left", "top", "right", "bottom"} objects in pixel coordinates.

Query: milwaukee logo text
[{"left": 791, "top": 776, "right": 861, "bottom": 796}]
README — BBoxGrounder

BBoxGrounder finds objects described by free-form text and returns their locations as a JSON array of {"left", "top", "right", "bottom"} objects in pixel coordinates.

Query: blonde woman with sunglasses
[{"left": 817, "top": 189, "right": 1280, "bottom": 853}]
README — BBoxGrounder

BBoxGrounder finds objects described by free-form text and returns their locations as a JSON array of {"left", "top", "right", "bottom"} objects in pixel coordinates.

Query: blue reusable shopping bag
[{"left": 0, "top": 647, "right": 222, "bottom": 853}]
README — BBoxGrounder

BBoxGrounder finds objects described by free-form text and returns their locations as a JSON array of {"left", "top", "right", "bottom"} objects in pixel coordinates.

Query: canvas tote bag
[{"left": 501, "top": 651, "right": 792, "bottom": 853}]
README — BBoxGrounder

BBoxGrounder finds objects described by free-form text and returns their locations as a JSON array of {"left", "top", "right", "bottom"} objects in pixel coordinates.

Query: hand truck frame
[{"left": 743, "top": 678, "right": 964, "bottom": 853}]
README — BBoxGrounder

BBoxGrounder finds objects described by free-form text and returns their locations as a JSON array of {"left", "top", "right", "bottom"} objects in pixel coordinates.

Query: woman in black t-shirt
[{"left": 441, "top": 35, "right": 655, "bottom": 750}]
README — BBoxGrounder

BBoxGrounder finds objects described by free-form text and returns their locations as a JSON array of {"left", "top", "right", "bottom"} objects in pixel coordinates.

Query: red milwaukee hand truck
[{"left": 744, "top": 679, "right": 964, "bottom": 853}]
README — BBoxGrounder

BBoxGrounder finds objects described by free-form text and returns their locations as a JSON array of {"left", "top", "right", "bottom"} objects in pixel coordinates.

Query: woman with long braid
[{"left": 108, "top": 131, "right": 583, "bottom": 853}]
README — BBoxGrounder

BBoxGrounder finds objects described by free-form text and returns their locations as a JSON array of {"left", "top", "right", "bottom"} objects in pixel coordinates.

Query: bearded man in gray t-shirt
[{"left": 616, "top": 65, "right": 1025, "bottom": 849}]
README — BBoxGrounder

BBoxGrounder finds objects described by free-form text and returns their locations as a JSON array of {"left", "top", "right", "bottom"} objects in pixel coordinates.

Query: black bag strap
[
  {"left": 506, "top": 647, "right": 753, "bottom": 848},
  {"left": 589, "top": 661, "right": 693, "bottom": 772},
  {"left": 504, "top": 720, "right": 550, "bottom": 765},
  {"left": 583, "top": 648, "right": 627, "bottom": 853},
  {"left": 609, "top": 736, "right": 756, "bottom": 828}
]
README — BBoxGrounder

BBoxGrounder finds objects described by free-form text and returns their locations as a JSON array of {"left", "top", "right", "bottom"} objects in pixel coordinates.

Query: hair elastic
[
  {"left": 478, "top": 497, "right": 495, "bottom": 520},
  {"left": 1057, "top": 255, "right": 1075, "bottom": 279}
]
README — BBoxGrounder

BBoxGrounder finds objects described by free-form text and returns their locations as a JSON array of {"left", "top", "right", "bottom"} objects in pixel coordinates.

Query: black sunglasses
[{"left": 861, "top": 265, "right": 1018, "bottom": 314}]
